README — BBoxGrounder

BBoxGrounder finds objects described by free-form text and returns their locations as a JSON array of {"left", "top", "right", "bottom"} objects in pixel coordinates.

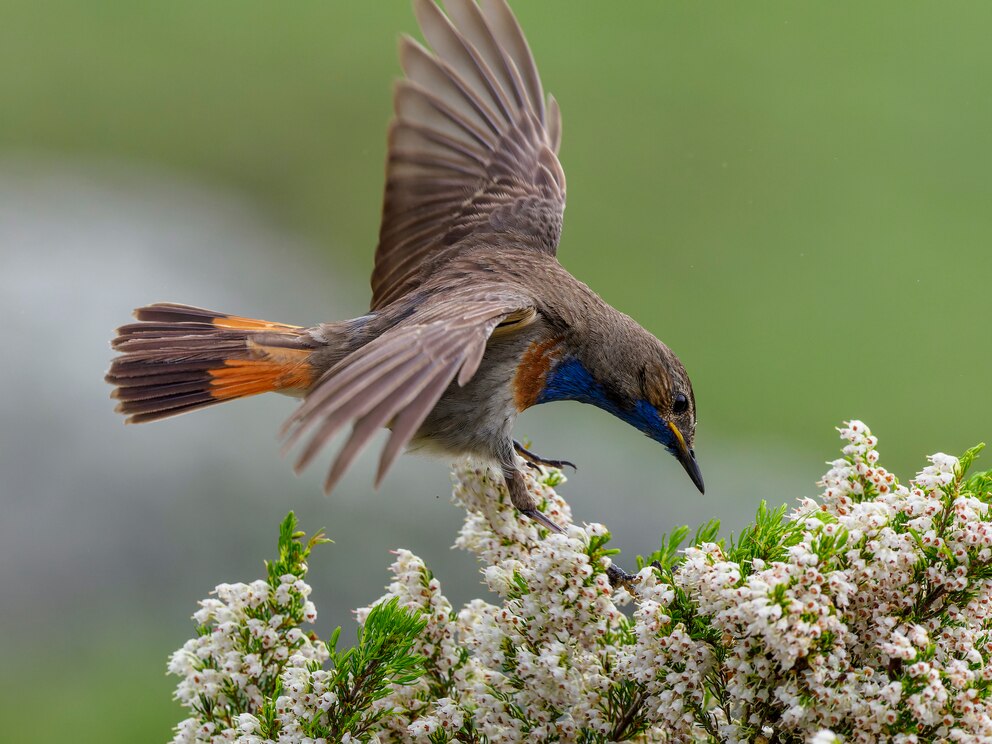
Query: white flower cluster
[
  {"left": 353, "top": 548, "right": 463, "bottom": 741},
  {"left": 168, "top": 557, "right": 328, "bottom": 742},
  {"left": 355, "top": 425, "right": 992, "bottom": 743},
  {"left": 354, "top": 461, "right": 634, "bottom": 742},
  {"left": 170, "top": 424, "right": 992, "bottom": 742}
]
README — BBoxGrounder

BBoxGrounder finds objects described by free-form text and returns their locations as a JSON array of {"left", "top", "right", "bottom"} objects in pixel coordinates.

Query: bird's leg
[
  {"left": 513, "top": 440, "right": 577, "bottom": 472},
  {"left": 504, "top": 468, "right": 564, "bottom": 534},
  {"left": 504, "top": 464, "right": 635, "bottom": 590}
]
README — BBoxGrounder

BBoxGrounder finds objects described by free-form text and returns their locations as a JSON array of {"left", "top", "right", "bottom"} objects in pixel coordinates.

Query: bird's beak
[{"left": 667, "top": 421, "right": 704, "bottom": 494}]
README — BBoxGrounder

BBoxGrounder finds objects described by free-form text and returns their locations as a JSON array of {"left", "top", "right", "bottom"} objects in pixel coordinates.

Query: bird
[{"left": 106, "top": 0, "right": 704, "bottom": 538}]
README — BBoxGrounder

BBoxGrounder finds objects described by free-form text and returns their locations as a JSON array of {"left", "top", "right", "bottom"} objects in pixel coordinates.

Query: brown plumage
[
  {"left": 107, "top": 0, "right": 703, "bottom": 536},
  {"left": 372, "top": 0, "right": 565, "bottom": 309}
]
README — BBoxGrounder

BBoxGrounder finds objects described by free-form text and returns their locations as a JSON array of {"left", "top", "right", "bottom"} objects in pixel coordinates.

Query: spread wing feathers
[
  {"left": 370, "top": 0, "right": 566, "bottom": 311},
  {"left": 281, "top": 296, "right": 534, "bottom": 493}
]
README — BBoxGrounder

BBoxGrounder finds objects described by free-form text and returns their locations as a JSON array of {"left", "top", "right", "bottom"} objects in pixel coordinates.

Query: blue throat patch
[{"left": 536, "top": 358, "right": 677, "bottom": 451}]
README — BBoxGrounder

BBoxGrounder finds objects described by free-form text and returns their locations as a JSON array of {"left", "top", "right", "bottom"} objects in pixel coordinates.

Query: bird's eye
[{"left": 672, "top": 392, "right": 688, "bottom": 415}]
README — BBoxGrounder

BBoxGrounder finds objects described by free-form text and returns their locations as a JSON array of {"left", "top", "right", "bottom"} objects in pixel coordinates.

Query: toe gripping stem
[
  {"left": 513, "top": 440, "right": 577, "bottom": 472},
  {"left": 506, "top": 467, "right": 635, "bottom": 590},
  {"left": 506, "top": 468, "right": 566, "bottom": 534},
  {"left": 606, "top": 563, "right": 638, "bottom": 590},
  {"left": 521, "top": 508, "right": 565, "bottom": 534}
]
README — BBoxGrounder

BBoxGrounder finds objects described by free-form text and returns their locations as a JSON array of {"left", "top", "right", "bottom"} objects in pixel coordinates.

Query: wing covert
[{"left": 281, "top": 290, "right": 535, "bottom": 492}]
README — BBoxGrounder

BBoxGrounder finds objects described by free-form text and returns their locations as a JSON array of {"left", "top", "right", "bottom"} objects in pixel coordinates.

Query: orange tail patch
[
  {"left": 107, "top": 303, "right": 317, "bottom": 423},
  {"left": 210, "top": 315, "right": 303, "bottom": 332},
  {"left": 210, "top": 349, "right": 315, "bottom": 401}
]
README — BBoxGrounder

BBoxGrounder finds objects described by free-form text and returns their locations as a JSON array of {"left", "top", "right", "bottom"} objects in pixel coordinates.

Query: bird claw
[
  {"left": 513, "top": 440, "right": 577, "bottom": 472},
  {"left": 519, "top": 510, "right": 638, "bottom": 592},
  {"left": 519, "top": 506, "right": 637, "bottom": 593},
  {"left": 606, "top": 563, "right": 639, "bottom": 592},
  {"left": 520, "top": 508, "right": 565, "bottom": 534}
]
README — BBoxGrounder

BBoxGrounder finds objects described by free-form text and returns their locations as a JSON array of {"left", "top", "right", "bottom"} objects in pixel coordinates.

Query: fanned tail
[{"left": 106, "top": 303, "right": 317, "bottom": 423}]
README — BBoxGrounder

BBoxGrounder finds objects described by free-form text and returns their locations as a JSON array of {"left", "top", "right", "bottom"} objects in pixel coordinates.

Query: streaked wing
[
  {"left": 281, "top": 290, "right": 535, "bottom": 492},
  {"left": 370, "top": 0, "right": 566, "bottom": 311}
]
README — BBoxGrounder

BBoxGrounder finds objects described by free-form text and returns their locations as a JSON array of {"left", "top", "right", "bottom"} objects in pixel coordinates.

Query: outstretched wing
[
  {"left": 281, "top": 288, "right": 535, "bottom": 492},
  {"left": 370, "top": 0, "right": 566, "bottom": 311}
]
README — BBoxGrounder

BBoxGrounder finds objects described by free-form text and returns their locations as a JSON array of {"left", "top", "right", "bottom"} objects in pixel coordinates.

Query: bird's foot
[
  {"left": 520, "top": 508, "right": 565, "bottom": 534},
  {"left": 519, "top": 508, "right": 638, "bottom": 591},
  {"left": 514, "top": 440, "right": 577, "bottom": 472},
  {"left": 606, "top": 563, "right": 639, "bottom": 592}
]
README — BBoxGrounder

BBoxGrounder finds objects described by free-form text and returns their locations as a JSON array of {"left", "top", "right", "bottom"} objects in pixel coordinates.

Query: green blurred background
[{"left": 1, "top": 1, "right": 989, "bottom": 741}]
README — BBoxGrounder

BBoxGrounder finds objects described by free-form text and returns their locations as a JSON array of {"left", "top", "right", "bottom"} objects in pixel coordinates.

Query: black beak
[{"left": 667, "top": 421, "right": 705, "bottom": 494}]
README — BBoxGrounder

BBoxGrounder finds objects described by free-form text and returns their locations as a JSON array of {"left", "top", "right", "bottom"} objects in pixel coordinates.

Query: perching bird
[{"left": 106, "top": 0, "right": 703, "bottom": 535}]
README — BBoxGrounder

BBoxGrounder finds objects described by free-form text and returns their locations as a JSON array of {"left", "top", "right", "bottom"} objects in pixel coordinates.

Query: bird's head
[
  {"left": 629, "top": 353, "right": 703, "bottom": 494},
  {"left": 533, "top": 333, "right": 703, "bottom": 494}
]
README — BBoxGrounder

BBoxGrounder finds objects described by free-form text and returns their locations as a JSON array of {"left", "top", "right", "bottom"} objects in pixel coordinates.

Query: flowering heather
[
  {"left": 168, "top": 422, "right": 992, "bottom": 742},
  {"left": 167, "top": 516, "right": 426, "bottom": 743}
]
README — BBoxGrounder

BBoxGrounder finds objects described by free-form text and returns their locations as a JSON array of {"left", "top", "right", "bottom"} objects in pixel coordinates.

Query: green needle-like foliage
[{"left": 168, "top": 425, "right": 992, "bottom": 742}]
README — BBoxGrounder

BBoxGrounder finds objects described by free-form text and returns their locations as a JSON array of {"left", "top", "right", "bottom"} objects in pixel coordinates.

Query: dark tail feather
[{"left": 107, "top": 303, "right": 317, "bottom": 424}]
